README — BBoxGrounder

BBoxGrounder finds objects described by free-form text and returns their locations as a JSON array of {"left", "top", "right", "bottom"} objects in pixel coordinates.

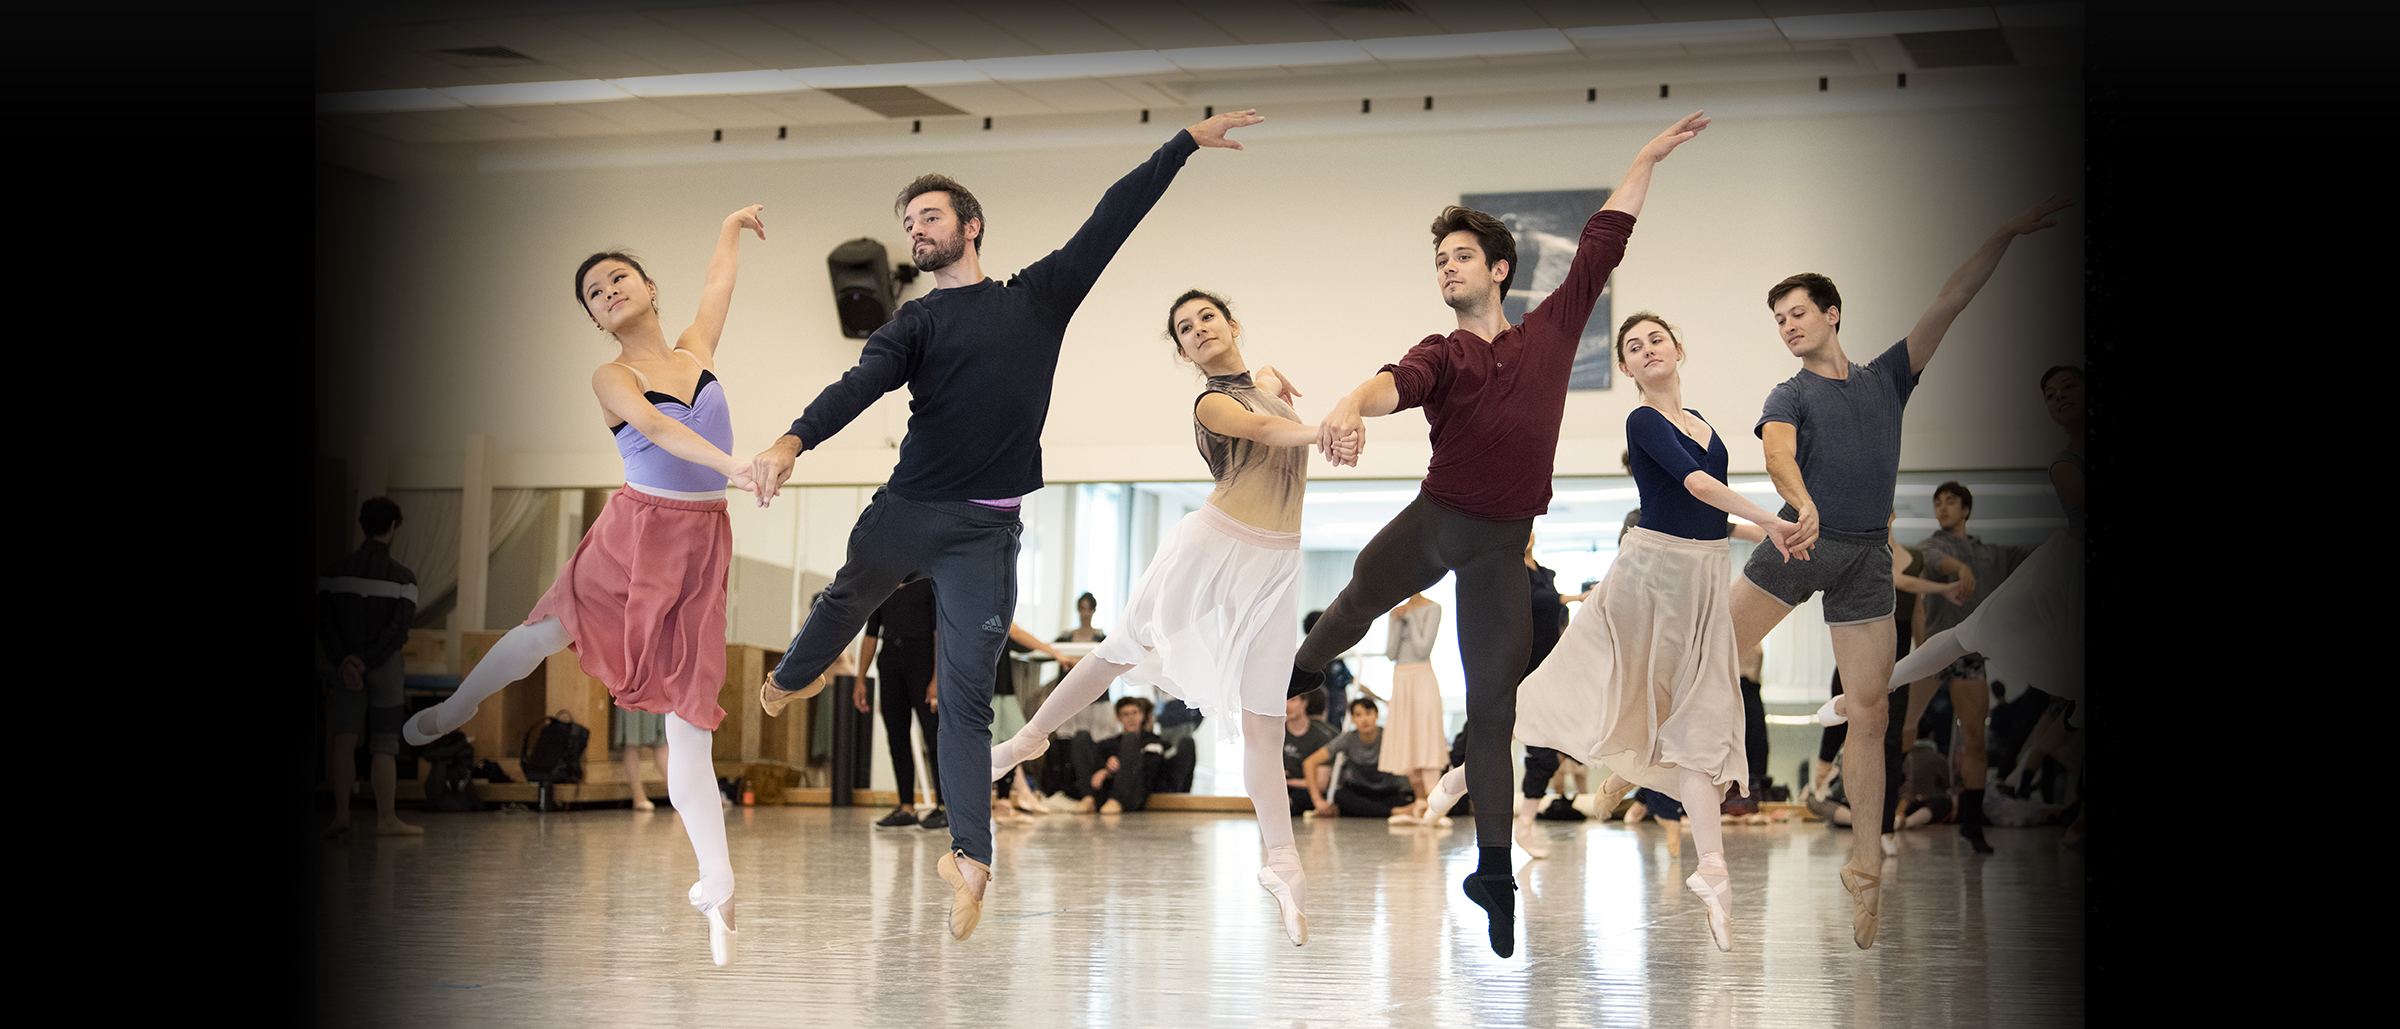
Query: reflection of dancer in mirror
[
  {"left": 1730, "top": 195, "right": 2073, "bottom": 949},
  {"left": 1378, "top": 594, "right": 1448, "bottom": 825},
  {"left": 1425, "top": 312, "right": 1801, "bottom": 952},
  {"left": 992, "top": 288, "right": 1340, "bottom": 946},
  {"left": 1825, "top": 365, "right": 2087, "bottom": 834},
  {"left": 747, "top": 112, "right": 1262, "bottom": 942},
  {"left": 1294, "top": 112, "right": 1710, "bottom": 958},
  {"left": 401, "top": 205, "right": 771, "bottom": 967}
]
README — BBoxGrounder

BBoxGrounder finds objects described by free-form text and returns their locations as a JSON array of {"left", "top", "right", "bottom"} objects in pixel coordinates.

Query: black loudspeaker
[{"left": 827, "top": 238, "right": 900, "bottom": 338}]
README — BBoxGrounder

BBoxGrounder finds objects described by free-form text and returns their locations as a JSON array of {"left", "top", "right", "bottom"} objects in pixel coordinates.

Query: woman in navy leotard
[
  {"left": 401, "top": 205, "right": 769, "bottom": 967},
  {"left": 1423, "top": 312, "right": 1800, "bottom": 953}
]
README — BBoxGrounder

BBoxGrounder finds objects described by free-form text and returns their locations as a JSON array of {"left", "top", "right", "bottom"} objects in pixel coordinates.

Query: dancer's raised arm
[
  {"left": 1904, "top": 196, "right": 2073, "bottom": 374},
  {"left": 1600, "top": 110, "right": 1709, "bottom": 220},
  {"left": 679, "top": 205, "right": 767, "bottom": 362}
]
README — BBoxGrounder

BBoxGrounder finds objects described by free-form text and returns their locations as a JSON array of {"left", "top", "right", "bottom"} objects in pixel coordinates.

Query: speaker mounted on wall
[{"left": 826, "top": 238, "right": 918, "bottom": 338}]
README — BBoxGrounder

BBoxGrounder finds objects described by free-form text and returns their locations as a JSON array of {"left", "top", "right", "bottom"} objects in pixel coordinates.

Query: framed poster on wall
[{"left": 1460, "top": 188, "right": 1616, "bottom": 390}]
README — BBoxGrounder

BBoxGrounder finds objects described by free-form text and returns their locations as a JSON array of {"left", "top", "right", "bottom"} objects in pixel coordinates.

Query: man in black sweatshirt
[{"left": 750, "top": 110, "right": 1261, "bottom": 939}]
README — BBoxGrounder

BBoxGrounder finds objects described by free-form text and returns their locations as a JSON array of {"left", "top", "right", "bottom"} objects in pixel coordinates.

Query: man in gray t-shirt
[
  {"left": 1905, "top": 480, "right": 2037, "bottom": 843},
  {"left": 1728, "top": 196, "right": 2074, "bottom": 949}
]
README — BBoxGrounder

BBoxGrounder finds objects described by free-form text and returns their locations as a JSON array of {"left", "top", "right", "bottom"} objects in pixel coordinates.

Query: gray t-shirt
[
  {"left": 1755, "top": 339, "right": 1921, "bottom": 533},
  {"left": 1914, "top": 531, "right": 2036, "bottom": 635},
  {"left": 1284, "top": 718, "right": 1336, "bottom": 779},
  {"left": 1322, "top": 728, "right": 1386, "bottom": 787}
]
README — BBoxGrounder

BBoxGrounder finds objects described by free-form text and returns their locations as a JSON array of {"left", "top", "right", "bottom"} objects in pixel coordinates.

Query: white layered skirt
[
  {"left": 1516, "top": 525, "right": 1749, "bottom": 796},
  {"left": 1093, "top": 503, "right": 1300, "bottom": 739}
]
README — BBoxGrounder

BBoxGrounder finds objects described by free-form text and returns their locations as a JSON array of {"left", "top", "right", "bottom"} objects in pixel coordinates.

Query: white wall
[{"left": 319, "top": 72, "right": 2084, "bottom": 494}]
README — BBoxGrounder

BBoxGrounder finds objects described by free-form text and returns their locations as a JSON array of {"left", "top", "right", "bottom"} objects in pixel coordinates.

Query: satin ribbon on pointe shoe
[
  {"left": 1839, "top": 863, "right": 1881, "bottom": 949},
  {"left": 688, "top": 882, "right": 737, "bottom": 966},
  {"left": 1686, "top": 855, "right": 1732, "bottom": 952}
]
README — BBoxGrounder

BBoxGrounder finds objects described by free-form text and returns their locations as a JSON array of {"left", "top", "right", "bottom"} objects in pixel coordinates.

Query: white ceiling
[{"left": 316, "top": 2, "right": 2084, "bottom": 150}]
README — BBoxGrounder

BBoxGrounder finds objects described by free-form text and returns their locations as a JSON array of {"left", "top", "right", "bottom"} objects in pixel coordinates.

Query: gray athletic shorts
[
  {"left": 1740, "top": 522, "right": 1895, "bottom": 626},
  {"left": 326, "top": 651, "right": 407, "bottom": 755}
]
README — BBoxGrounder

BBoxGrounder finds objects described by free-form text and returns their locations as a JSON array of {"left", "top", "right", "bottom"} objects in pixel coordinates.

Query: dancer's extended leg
[
  {"left": 1246, "top": 710, "right": 1307, "bottom": 945},
  {"left": 993, "top": 654, "right": 1136, "bottom": 777},
  {"left": 404, "top": 616, "right": 572, "bottom": 745},
  {"left": 1679, "top": 767, "right": 1732, "bottom": 951},
  {"left": 1890, "top": 628, "right": 1969, "bottom": 695},
  {"left": 666, "top": 713, "right": 736, "bottom": 964}
]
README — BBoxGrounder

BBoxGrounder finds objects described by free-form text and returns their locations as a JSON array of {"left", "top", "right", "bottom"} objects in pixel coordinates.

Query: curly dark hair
[
  {"left": 1766, "top": 272, "right": 1842, "bottom": 327},
  {"left": 895, "top": 173, "right": 986, "bottom": 251},
  {"left": 1430, "top": 206, "right": 1518, "bottom": 295}
]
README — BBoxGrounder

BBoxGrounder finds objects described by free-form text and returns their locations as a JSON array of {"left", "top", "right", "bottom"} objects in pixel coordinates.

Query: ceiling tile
[
  {"left": 1073, "top": 2, "right": 1241, "bottom": 49},
  {"left": 1756, "top": 1, "right": 1880, "bottom": 15},
  {"left": 1639, "top": 1, "right": 1771, "bottom": 21},
  {"left": 870, "top": 2, "right": 1046, "bottom": 60},
  {"left": 735, "top": 90, "right": 891, "bottom": 126},
  {"left": 640, "top": 93, "right": 803, "bottom": 127},
  {"left": 318, "top": 39, "right": 486, "bottom": 93},
  {"left": 482, "top": 102, "right": 639, "bottom": 137},
  {"left": 1004, "top": 76, "right": 1150, "bottom": 113},
  {"left": 743, "top": 2, "right": 949, "bottom": 64},
  {"left": 579, "top": 98, "right": 716, "bottom": 133},
  {"left": 442, "top": 16, "right": 664, "bottom": 79},
  {"left": 1524, "top": 0, "right": 1656, "bottom": 26},
  {"left": 1407, "top": 0, "right": 1553, "bottom": 33},
  {"left": 1185, "top": 1, "right": 1350, "bottom": 45},
  {"left": 639, "top": 6, "right": 855, "bottom": 69},
  {"left": 912, "top": 82, "right": 1056, "bottom": 116},
  {"left": 553, "top": 12, "right": 757, "bottom": 73},
  {"left": 982, "top": 0, "right": 1144, "bottom": 54}
]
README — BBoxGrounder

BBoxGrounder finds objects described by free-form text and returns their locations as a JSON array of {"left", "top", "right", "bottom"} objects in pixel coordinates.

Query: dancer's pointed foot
[
  {"left": 936, "top": 850, "right": 991, "bottom": 940},
  {"left": 1814, "top": 695, "right": 1847, "bottom": 727},
  {"left": 1259, "top": 848, "right": 1308, "bottom": 946},
  {"left": 1423, "top": 774, "right": 1466, "bottom": 824},
  {"left": 992, "top": 727, "right": 1050, "bottom": 782},
  {"left": 1513, "top": 799, "right": 1550, "bottom": 859},
  {"left": 402, "top": 705, "right": 471, "bottom": 747},
  {"left": 1462, "top": 873, "right": 1518, "bottom": 958},
  {"left": 1286, "top": 665, "right": 1323, "bottom": 699},
  {"left": 689, "top": 883, "right": 738, "bottom": 966},
  {"left": 760, "top": 673, "right": 828, "bottom": 718},
  {"left": 1687, "top": 853, "right": 1732, "bottom": 952},
  {"left": 1838, "top": 862, "right": 1881, "bottom": 950}
]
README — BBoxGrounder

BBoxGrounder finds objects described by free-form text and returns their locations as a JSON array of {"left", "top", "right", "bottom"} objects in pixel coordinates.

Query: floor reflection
[{"left": 316, "top": 805, "right": 2084, "bottom": 1027}]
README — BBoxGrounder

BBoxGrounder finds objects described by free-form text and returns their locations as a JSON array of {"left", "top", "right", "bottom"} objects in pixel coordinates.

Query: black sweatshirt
[{"left": 787, "top": 129, "right": 1202, "bottom": 501}]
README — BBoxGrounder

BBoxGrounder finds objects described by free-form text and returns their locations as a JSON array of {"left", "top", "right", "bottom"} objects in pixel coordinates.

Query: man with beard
[
  {"left": 747, "top": 110, "right": 1261, "bottom": 942},
  {"left": 1293, "top": 111, "right": 1710, "bottom": 958}
]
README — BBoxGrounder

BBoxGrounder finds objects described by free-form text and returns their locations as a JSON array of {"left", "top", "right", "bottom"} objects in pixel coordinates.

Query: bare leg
[
  {"left": 1899, "top": 678, "right": 1936, "bottom": 748},
  {"left": 325, "top": 732, "right": 358, "bottom": 835},
  {"left": 1950, "top": 679, "right": 1989, "bottom": 790},
  {"left": 371, "top": 753, "right": 420, "bottom": 835},
  {"left": 1829, "top": 619, "right": 1896, "bottom": 949},
  {"left": 624, "top": 744, "right": 656, "bottom": 811}
]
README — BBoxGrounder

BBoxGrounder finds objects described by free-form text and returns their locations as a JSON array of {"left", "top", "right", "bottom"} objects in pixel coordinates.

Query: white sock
[
  {"left": 667, "top": 713, "right": 733, "bottom": 910},
  {"left": 1891, "top": 629, "right": 1969, "bottom": 695},
  {"left": 1678, "top": 768, "right": 1725, "bottom": 859},
  {"left": 406, "top": 617, "right": 571, "bottom": 743}
]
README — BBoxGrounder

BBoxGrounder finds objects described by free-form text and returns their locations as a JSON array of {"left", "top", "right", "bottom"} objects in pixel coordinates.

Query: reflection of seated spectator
[
  {"left": 1067, "top": 697, "right": 1182, "bottom": 813},
  {"left": 314, "top": 497, "right": 423, "bottom": 837},
  {"left": 1301, "top": 698, "right": 1417, "bottom": 818},
  {"left": 1282, "top": 689, "right": 1336, "bottom": 815},
  {"left": 1303, "top": 611, "right": 1354, "bottom": 734}
]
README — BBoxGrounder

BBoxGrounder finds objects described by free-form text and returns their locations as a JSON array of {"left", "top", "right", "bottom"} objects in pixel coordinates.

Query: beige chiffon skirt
[
  {"left": 1516, "top": 526, "right": 1749, "bottom": 796},
  {"left": 1380, "top": 662, "right": 1449, "bottom": 774}
]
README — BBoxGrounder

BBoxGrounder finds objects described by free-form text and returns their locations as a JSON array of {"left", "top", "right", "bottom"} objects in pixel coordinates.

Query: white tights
[
  {"left": 403, "top": 616, "right": 734, "bottom": 910},
  {"left": 404, "top": 616, "right": 573, "bottom": 743},
  {"left": 1890, "top": 629, "right": 1969, "bottom": 698}
]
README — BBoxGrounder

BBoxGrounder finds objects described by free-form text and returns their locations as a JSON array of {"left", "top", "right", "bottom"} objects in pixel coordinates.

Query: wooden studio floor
[{"left": 314, "top": 803, "right": 2084, "bottom": 1028}]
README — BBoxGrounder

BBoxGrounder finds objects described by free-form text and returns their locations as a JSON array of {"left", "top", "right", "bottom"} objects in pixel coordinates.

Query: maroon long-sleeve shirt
[{"left": 1382, "top": 209, "right": 1635, "bottom": 522}]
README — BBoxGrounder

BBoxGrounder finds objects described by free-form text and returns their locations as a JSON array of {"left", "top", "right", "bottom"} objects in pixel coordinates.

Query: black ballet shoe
[
  {"left": 1287, "top": 665, "right": 1324, "bottom": 699},
  {"left": 1960, "top": 821, "right": 1994, "bottom": 854},
  {"left": 1462, "top": 873, "right": 1518, "bottom": 958},
  {"left": 1959, "top": 789, "right": 1994, "bottom": 854}
]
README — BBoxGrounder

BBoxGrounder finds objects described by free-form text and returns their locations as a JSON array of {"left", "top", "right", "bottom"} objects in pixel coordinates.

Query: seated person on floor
[
  {"left": 1301, "top": 697, "right": 1418, "bottom": 818},
  {"left": 1067, "top": 696, "right": 1181, "bottom": 813},
  {"left": 1282, "top": 688, "right": 1337, "bottom": 815}
]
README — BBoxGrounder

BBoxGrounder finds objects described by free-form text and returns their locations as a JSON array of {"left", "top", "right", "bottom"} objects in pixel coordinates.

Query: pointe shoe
[
  {"left": 688, "top": 883, "right": 737, "bottom": 967},
  {"left": 1687, "top": 855, "right": 1733, "bottom": 952},
  {"left": 1814, "top": 695, "right": 1847, "bottom": 726},
  {"left": 401, "top": 706, "right": 469, "bottom": 747},
  {"left": 1422, "top": 775, "right": 1466, "bottom": 824},
  {"left": 760, "top": 673, "right": 828, "bottom": 718},
  {"left": 1660, "top": 818, "right": 1683, "bottom": 857},
  {"left": 1839, "top": 863, "right": 1882, "bottom": 950},
  {"left": 1594, "top": 774, "right": 1635, "bottom": 821},
  {"left": 1514, "top": 800, "right": 1550, "bottom": 859},
  {"left": 1257, "top": 856, "right": 1308, "bottom": 946},
  {"left": 991, "top": 728, "right": 1051, "bottom": 782},
  {"left": 935, "top": 850, "right": 992, "bottom": 940}
]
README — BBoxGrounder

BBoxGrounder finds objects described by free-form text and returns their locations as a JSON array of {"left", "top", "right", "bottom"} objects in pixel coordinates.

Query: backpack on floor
[
  {"left": 520, "top": 712, "right": 590, "bottom": 784},
  {"left": 421, "top": 730, "right": 482, "bottom": 812}
]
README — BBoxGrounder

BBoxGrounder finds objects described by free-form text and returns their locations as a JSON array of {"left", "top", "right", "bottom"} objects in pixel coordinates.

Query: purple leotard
[{"left": 610, "top": 369, "right": 733, "bottom": 495}]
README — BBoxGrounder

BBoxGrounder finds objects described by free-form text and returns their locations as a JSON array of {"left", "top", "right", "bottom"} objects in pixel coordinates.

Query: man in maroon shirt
[{"left": 1294, "top": 112, "right": 1709, "bottom": 958}]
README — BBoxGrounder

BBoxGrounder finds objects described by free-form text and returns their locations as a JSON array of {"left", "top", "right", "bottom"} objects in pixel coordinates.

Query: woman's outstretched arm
[
  {"left": 593, "top": 364, "right": 758, "bottom": 491},
  {"left": 679, "top": 205, "right": 767, "bottom": 362}
]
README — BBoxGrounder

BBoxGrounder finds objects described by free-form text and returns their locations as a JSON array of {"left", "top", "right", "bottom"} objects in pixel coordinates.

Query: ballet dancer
[
  {"left": 749, "top": 112, "right": 1263, "bottom": 941},
  {"left": 401, "top": 205, "right": 772, "bottom": 966},
  {"left": 991, "top": 288, "right": 1341, "bottom": 946},
  {"left": 1823, "top": 365, "right": 2087, "bottom": 800},
  {"left": 1293, "top": 112, "right": 1711, "bottom": 958},
  {"left": 1421, "top": 312, "right": 1801, "bottom": 952},
  {"left": 1728, "top": 195, "right": 2073, "bottom": 949}
]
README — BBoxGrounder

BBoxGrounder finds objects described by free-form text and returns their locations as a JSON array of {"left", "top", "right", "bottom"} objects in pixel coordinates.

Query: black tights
[
  {"left": 876, "top": 641, "right": 939, "bottom": 806},
  {"left": 1297, "top": 494, "right": 1532, "bottom": 847}
]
